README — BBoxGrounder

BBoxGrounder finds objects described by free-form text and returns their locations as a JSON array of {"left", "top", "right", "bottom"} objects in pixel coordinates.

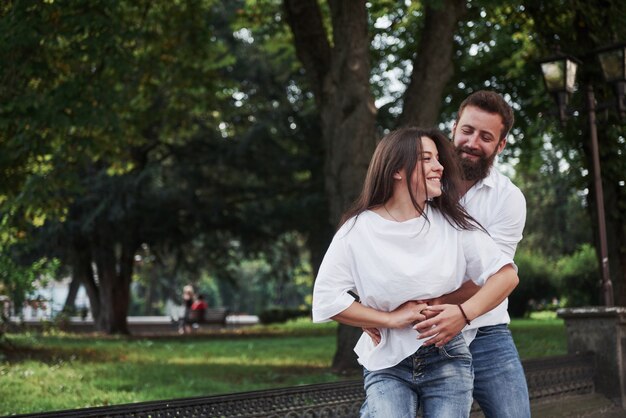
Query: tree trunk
[
  {"left": 320, "top": 0, "right": 378, "bottom": 225},
  {"left": 331, "top": 324, "right": 363, "bottom": 374},
  {"left": 71, "top": 238, "right": 101, "bottom": 320},
  {"left": 285, "top": 0, "right": 470, "bottom": 373},
  {"left": 62, "top": 275, "right": 80, "bottom": 314},
  {"left": 92, "top": 226, "right": 135, "bottom": 334},
  {"left": 285, "top": 0, "right": 377, "bottom": 373},
  {"left": 399, "top": 0, "right": 467, "bottom": 127}
]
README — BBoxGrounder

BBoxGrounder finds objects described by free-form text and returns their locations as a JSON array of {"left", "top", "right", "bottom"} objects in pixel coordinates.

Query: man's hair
[{"left": 456, "top": 90, "right": 514, "bottom": 141}]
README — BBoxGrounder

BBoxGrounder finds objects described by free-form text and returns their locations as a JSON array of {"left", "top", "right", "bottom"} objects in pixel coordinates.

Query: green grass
[
  {"left": 0, "top": 316, "right": 566, "bottom": 416},
  {"left": 510, "top": 311, "right": 567, "bottom": 358}
]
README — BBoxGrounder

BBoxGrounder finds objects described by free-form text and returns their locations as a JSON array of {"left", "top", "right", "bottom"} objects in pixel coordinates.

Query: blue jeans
[
  {"left": 362, "top": 334, "right": 473, "bottom": 418},
  {"left": 470, "top": 324, "right": 530, "bottom": 418}
]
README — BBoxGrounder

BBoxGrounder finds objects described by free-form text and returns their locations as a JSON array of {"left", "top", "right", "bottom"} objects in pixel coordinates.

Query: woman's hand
[
  {"left": 362, "top": 327, "right": 381, "bottom": 345},
  {"left": 387, "top": 300, "right": 428, "bottom": 329},
  {"left": 412, "top": 304, "right": 467, "bottom": 347},
  {"left": 362, "top": 301, "right": 428, "bottom": 345}
]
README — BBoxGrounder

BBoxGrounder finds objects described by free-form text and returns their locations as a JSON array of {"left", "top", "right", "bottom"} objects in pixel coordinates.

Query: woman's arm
[
  {"left": 333, "top": 300, "right": 428, "bottom": 329},
  {"left": 412, "top": 264, "right": 518, "bottom": 347}
]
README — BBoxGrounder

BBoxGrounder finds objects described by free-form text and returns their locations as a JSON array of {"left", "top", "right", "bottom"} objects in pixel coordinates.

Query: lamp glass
[
  {"left": 566, "top": 59, "right": 578, "bottom": 93},
  {"left": 597, "top": 46, "right": 626, "bottom": 83},
  {"left": 541, "top": 58, "right": 578, "bottom": 94},
  {"left": 541, "top": 61, "right": 565, "bottom": 92}
]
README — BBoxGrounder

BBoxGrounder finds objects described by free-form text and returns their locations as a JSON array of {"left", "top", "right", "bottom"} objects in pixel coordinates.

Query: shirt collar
[
  {"left": 471, "top": 167, "right": 497, "bottom": 191},
  {"left": 463, "top": 167, "right": 497, "bottom": 203}
]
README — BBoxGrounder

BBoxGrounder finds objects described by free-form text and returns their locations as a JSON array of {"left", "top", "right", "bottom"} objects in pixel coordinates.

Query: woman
[
  {"left": 312, "top": 127, "right": 519, "bottom": 418},
  {"left": 179, "top": 284, "right": 195, "bottom": 334}
]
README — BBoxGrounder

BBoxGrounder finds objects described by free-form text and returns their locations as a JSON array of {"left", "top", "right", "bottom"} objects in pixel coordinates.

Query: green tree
[
  {"left": 0, "top": 0, "right": 234, "bottom": 333},
  {"left": 2, "top": 0, "right": 326, "bottom": 333},
  {"left": 282, "top": 0, "right": 625, "bottom": 370},
  {"left": 522, "top": 0, "right": 626, "bottom": 305}
]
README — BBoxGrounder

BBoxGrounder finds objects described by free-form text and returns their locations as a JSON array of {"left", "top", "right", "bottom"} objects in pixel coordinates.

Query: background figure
[
  {"left": 179, "top": 285, "right": 195, "bottom": 334},
  {"left": 191, "top": 294, "right": 208, "bottom": 328}
]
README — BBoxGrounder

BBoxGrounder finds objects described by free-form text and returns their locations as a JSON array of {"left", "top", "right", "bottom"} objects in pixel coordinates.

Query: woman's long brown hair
[{"left": 339, "top": 127, "right": 482, "bottom": 232}]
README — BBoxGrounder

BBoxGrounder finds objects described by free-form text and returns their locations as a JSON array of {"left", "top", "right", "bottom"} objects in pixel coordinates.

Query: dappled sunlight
[{"left": 166, "top": 355, "right": 331, "bottom": 368}]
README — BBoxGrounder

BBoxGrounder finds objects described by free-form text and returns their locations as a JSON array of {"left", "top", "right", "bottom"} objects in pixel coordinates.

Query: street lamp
[
  {"left": 539, "top": 53, "right": 580, "bottom": 125},
  {"left": 539, "top": 43, "right": 626, "bottom": 307}
]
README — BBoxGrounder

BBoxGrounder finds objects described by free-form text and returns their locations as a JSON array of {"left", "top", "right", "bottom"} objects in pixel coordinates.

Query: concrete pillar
[{"left": 557, "top": 306, "right": 626, "bottom": 408}]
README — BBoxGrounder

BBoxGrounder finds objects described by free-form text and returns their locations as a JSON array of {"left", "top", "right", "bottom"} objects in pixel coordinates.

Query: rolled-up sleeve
[
  {"left": 312, "top": 230, "right": 358, "bottom": 323},
  {"left": 488, "top": 187, "right": 526, "bottom": 261}
]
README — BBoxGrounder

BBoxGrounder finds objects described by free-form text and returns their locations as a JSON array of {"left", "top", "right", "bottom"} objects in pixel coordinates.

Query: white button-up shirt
[{"left": 461, "top": 167, "right": 527, "bottom": 330}]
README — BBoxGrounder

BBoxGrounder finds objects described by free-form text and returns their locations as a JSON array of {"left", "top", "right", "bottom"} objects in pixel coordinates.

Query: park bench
[
  {"left": 182, "top": 307, "right": 230, "bottom": 327},
  {"left": 8, "top": 308, "right": 231, "bottom": 335},
  {"left": 10, "top": 351, "right": 623, "bottom": 418},
  {"left": 201, "top": 307, "right": 230, "bottom": 325}
]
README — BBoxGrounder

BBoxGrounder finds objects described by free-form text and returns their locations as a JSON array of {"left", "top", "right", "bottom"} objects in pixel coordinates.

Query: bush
[
  {"left": 555, "top": 244, "right": 601, "bottom": 307},
  {"left": 509, "top": 250, "right": 559, "bottom": 318},
  {"left": 258, "top": 307, "right": 310, "bottom": 324}
]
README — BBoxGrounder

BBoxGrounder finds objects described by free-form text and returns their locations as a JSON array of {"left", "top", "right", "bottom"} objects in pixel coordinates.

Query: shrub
[
  {"left": 259, "top": 307, "right": 310, "bottom": 324},
  {"left": 555, "top": 244, "right": 601, "bottom": 307},
  {"left": 510, "top": 250, "right": 559, "bottom": 317}
]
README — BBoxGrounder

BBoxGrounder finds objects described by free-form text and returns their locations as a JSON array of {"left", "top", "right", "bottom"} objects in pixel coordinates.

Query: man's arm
[
  {"left": 428, "top": 280, "right": 481, "bottom": 306},
  {"left": 414, "top": 264, "right": 519, "bottom": 347},
  {"left": 486, "top": 186, "right": 526, "bottom": 260},
  {"left": 363, "top": 281, "right": 481, "bottom": 342},
  {"left": 428, "top": 185, "right": 527, "bottom": 308}
]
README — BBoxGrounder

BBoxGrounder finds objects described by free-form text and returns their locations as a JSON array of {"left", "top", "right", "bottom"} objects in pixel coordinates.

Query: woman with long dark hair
[{"left": 312, "top": 127, "right": 519, "bottom": 418}]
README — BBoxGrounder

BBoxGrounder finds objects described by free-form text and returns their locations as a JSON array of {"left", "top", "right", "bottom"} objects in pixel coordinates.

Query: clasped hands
[{"left": 363, "top": 300, "right": 467, "bottom": 348}]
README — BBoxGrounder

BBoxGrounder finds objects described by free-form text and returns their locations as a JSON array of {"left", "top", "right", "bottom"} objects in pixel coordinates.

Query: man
[
  {"left": 441, "top": 90, "right": 530, "bottom": 418},
  {"left": 363, "top": 90, "right": 529, "bottom": 417}
]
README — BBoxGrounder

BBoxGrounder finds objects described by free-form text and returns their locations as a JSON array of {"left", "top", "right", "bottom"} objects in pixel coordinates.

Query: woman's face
[{"left": 410, "top": 136, "right": 444, "bottom": 202}]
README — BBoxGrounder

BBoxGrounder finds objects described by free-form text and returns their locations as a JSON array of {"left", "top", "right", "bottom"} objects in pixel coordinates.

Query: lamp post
[{"left": 539, "top": 43, "right": 626, "bottom": 307}]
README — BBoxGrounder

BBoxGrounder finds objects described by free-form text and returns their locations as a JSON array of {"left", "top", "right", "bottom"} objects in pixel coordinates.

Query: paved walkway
[{"left": 9, "top": 314, "right": 260, "bottom": 335}]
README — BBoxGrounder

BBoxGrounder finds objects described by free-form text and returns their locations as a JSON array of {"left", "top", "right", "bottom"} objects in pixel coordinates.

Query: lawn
[{"left": 0, "top": 315, "right": 566, "bottom": 416}]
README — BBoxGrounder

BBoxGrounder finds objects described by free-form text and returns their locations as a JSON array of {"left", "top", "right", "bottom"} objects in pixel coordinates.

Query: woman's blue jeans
[{"left": 362, "top": 333, "right": 473, "bottom": 418}]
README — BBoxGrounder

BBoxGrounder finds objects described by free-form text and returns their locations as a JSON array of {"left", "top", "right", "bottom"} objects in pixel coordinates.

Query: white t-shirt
[
  {"left": 312, "top": 207, "right": 513, "bottom": 371},
  {"left": 461, "top": 167, "right": 527, "bottom": 330}
]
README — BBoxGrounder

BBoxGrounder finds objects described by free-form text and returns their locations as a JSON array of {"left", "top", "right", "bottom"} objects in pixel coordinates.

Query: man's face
[{"left": 452, "top": 105, "right": 507, "bottom": 181}]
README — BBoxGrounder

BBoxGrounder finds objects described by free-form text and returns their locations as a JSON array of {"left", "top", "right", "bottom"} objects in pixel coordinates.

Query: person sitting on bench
[{"left": 191, "top": 294, "right": 208, "bottom": 325}]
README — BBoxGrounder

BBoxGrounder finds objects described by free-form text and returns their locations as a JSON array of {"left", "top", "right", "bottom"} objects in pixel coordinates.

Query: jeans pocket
[
  {"left": 475, "top": 324, "right": 510, "bottom": 337},
  {"left": 440, "top": 334, "right": 472, "bottom": 361}
]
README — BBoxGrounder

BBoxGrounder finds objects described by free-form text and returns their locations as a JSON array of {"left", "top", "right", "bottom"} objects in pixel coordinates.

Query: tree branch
[
  {"left": 399, "top": 0, "right": 467, "bottom": 127},
  {"left": 283, "top": 0, "right": 332, "bottom": 103}
]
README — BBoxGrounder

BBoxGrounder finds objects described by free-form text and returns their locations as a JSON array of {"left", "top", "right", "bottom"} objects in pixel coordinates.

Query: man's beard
[{"left": 455, "top": 146, "right": 498, "bottom": 181}]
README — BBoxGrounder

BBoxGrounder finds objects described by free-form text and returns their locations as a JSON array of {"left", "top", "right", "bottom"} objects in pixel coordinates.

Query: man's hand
[{"left": 412, "top": 304, "right": 467, "bottom": 348}]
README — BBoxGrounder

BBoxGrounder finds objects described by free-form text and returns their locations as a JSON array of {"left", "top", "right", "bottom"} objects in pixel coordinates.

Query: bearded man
[{"left": 433, "top": 90, "right": 530, "bottom": 418}]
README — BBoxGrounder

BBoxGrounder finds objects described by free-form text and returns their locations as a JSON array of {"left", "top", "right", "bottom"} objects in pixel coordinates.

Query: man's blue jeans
[
  {"left": 470, "top": 324, "right": 530, "bottom": 418},
  {"left": 362, "top": 334, "right": 473, "bottom": 418}
]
